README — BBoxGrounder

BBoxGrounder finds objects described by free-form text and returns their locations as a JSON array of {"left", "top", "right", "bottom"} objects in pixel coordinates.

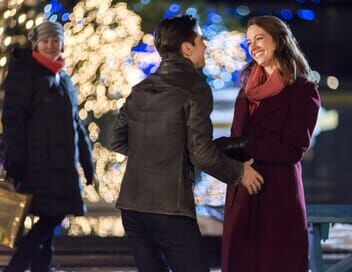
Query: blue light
[
  {"left": 311, "top": 0, "right": 320, "bottom": 3},
  {"left": 44, "top": 4, "right": 52, "bottom": 13},
  {"left": 54, "top": 4, "right": 62, "bottom": 12},
  {"left": 240, "top": 42, "right": 252, "bottom": 61},
  {"left": 169, "top": 4, "right": 180, "bottom": 13},
  {"left": 49, "top": 14, "right": 58, "bottom": 22},
  {"left": 54, "top": 224, "right": 61, "bottom": 236},
  {"left": 139, "top": 63, "right": 156, "bottom": 75},
  {"left": 280, "top": 9, "right": 293, "bottom": 20},
  {"left": 196, "top": 205, "right": 210, "bottom": 217},
  {"left": 297, "top": 9, "right": 315, "bottom": 21},
  {"left": 202, "top": 67, "right": 211, "bottom": 76},
  {"left": 163, "top": 10, "right": 175, "bottom": 19},
  {"left": 62, "top": 12, "right": 70, "bottom": 22},
  {"left": 208, "top": 12, "right": 222, "bottom": 23},
  {"left": 50, "top": 2, "right": 61, "bottom": 13},
  {"left": 236, "top": 5, "right": 250, "bottom": 16},
  {"left": 232, "top": 71, "right": 240, "bottom": 84},
  {"left": 213, "top": 79, "right": 225, "bottom": 89},
  {"left": 140, "top": 0, "right": 150, "bottom": 4},
  {"left": 186, "top": 7, "right": 197, "bottom": 17},
  {"left": 221, "top": 72, "right": 232, "bottom": 82},
  {"left": 207, "top": 79, "right": 214, "bottom": 88},
  {"left": 132, "top": 43, "right": 148, "bottom": 52},
  {"left": 150, "top": 65, "right": 159, "bottom": 74}
]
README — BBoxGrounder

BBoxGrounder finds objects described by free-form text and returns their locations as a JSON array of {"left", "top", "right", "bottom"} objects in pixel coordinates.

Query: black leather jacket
[{"left": 110, "top": 55, "right": 243, "bottom": 219}]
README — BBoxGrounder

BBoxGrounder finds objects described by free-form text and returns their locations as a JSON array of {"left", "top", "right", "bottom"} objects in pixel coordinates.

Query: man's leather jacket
[{"left": 110, "top": 55, "right": 243, "bottom": 219}]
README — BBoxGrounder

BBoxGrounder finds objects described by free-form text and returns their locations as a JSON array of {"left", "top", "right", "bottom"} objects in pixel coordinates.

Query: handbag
[{"left": 0, "top": 173, "right": 32, "bottom": 248}]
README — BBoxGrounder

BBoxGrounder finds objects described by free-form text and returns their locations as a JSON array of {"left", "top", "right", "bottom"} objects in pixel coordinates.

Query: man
[{"left": 110, "top": 15, "right": 263, "bottom": 272}]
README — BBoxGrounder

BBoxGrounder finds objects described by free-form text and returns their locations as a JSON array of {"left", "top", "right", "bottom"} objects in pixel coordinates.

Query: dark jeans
[
  {"left": 121, "top": 209, "right": 210, "bottom": 272},
  {"left": 4, "top": 215, "right": 64, "bottom": 272}
]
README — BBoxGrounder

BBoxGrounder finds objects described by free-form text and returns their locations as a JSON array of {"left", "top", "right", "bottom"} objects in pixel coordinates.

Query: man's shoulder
[
  {"left": 133, "top": 70, "right": 208, "bottom": 94},
  {"left": 129, "top": 76, "right": 153, "bottom": 93}
]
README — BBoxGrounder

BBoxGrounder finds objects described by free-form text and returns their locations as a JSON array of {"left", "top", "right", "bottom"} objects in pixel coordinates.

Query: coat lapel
[{"left": 250, "top": 84, "right": 291, "bottom": 123}]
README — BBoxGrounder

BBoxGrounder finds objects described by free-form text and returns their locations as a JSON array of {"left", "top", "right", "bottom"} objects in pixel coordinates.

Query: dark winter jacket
[
  {"left": 2, "top": 48, "right": 93, "bottom": 216},
  {"left": 110, "top": 55, "right": 244, "bottom": 219}
]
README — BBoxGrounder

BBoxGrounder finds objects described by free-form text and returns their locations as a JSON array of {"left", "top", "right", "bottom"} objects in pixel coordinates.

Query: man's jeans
[{"left": 121, "top": 209, "right": 210, "bottom": 272}]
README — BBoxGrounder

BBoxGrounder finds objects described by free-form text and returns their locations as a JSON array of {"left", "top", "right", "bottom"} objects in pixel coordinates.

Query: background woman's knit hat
[{"left": 28, "top": 21, "right": 64, "bottom": 49}]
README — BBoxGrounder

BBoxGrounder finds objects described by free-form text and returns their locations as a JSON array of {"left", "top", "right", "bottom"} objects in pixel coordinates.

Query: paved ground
[
  {"left": 0, "top": 268, "right": 221, "bottom": 272},
  {"left": 0, "top": 224, "right": 350, "bottom": 271}
]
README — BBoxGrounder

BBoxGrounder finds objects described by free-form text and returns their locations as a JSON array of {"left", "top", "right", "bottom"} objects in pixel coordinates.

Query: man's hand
[{"left": 240, "top": 159, "right": 264, "bottom": 195}]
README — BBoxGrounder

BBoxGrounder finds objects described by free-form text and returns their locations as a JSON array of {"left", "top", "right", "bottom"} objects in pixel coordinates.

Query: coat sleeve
[
  {"left": 186, "top": 81, "right": 243, "bottom": 184},
  {"left": 245, "top": 82, "right": 320, "bottom": 164},
  {"left": 109, "top": 99, "right": 129, "bottom": 156},
  {"left": 2, "top": 62, "right": 33, "bottom": 166},
  {"left": 76, "top": 112, "right": 94, "bottom": 183},
  {"left": 62, "top": 72, "right": 94, "bottom": 183}
]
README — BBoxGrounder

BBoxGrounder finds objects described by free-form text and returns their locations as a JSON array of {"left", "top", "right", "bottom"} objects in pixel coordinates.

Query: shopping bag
[{"left": 0, "top": 181, "right": 32, "bottom": 248}]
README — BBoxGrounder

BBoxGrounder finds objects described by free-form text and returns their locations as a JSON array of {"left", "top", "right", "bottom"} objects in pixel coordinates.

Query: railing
[{"left": 308, "top": 205, "right": 352, "bottom": 272}]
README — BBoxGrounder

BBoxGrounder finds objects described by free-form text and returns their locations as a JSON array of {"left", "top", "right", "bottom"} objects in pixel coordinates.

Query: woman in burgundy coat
[{"left": 221, "top": 16, "right": 321, "bottom": 272}]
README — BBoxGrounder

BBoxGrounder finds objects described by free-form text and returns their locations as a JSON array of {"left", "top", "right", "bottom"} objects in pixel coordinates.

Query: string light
[
  {"left": 204, "top": 30, "right": 247, "bottom": 89},
  {"left": 0, "top": 0, "right": 46, "bottom": 82},
  {"left": 63, "top": 1, "right": 146, "bottom": 222}
]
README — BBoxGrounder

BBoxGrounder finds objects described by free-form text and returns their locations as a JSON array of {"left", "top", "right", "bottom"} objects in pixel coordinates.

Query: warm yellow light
[
  {"left": 4, "top": 37, "right": 12, "bottom": 46},
  {"left": 25, "top": 20, "right": 34, "bottom": 29},
  {"left": 63, "top": 215, "right": 125, "bottom": 237},
  {"left": 10, "top": 9, "right": 17, "bottom": 17},
  {"left": 0, "top": 57, "right": 7, "bottom": 67},
  {"left": 24, "top": 217, "right": 33, "bottom": 229},
  {"left": 18, "top": 14, "right": 27, "bottom": 24},
  {"left": 63, "top": 0, "right": 149, "bottom": 207},
  {"left": 4, "top": 10, "right": 11, "bottom": 19},
  {"left": 142, "top": 34, "right": 154, "bottom": 45},
  {"left": 79, "top": 109, "right": 88, "bottom": 120},
  {"left": 327, "top": 76, "right": 339, "bottom": 90},
  {"left": 35, "top": 16, "right": 44, "bottom": 26}
]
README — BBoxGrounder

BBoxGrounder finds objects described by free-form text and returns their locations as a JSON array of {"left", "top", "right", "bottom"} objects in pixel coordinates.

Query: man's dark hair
[{"left": 154, "top": 15, "right": 198, "bottom": 58}]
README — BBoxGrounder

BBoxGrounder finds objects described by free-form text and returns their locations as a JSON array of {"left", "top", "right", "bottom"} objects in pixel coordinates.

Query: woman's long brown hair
[{"left": 241, "top": 16, "right": 314, "bottom": 85}]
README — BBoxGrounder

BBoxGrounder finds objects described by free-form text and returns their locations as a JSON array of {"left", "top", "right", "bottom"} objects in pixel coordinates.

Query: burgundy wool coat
[{"left": 221, "top": 77, "right": 320, "bottom": 272}]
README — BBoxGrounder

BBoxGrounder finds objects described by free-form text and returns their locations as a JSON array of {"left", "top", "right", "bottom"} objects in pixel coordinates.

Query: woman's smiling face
[{"left": 246, "top": 24, "right": 278, "bottom": 72}]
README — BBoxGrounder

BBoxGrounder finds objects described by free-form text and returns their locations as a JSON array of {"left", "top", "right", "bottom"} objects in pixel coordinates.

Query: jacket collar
[{"left": 157, "top": 53, "right": 196, "bottom": 74}]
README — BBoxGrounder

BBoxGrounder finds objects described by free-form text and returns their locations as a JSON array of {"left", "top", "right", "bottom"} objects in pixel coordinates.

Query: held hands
[{"left": 240, "top": 159, "right": 264, "bottom": 195}]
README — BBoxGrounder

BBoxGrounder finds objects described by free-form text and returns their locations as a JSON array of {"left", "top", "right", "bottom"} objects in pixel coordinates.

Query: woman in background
[
  {"left": 222, "top": 16, "right": 320, "bottom": 272},
  {"left": 2, "top": 21, "right": 93, "bottom": 272}
]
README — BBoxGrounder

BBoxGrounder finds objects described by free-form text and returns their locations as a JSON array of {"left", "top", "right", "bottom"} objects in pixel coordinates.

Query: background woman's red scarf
[
  {"left": 245, "top": 64, "right": 287, "bottom": 114},
  {"left": 32, "top": 51, "right": 65, "bottom": 74}
]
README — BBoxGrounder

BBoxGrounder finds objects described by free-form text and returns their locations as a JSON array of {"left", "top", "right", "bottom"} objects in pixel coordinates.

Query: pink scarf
[
  {"left": 32, "top": 51, "right": 65, "bottom": 74},
  {"left": 245, "top": 64, "right": 287, "bottom": 114}
]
